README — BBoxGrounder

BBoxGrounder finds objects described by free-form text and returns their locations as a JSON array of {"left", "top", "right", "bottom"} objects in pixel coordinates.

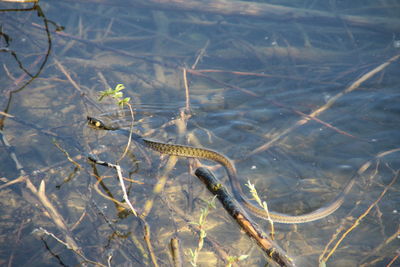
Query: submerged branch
[
  {"left": 195, "top": 167, "right": 295, "bottom": 267},
  {"left": 79, "top": 0, "right": 400, "bottom": 33}
]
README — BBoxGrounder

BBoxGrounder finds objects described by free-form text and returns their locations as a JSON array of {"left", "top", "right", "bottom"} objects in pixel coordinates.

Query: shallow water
[{"left": 1, "top": 1, "right": 399, "bottom": 266}]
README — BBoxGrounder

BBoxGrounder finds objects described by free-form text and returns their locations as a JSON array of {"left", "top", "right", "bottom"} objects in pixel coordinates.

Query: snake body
[{"left": 88, "top": 116, "right": 355, "bottom": 224}]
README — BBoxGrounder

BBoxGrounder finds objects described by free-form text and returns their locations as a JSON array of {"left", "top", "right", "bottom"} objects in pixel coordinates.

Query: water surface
[{"left": 0, "top": 1, "right": 399, "bottom": 266}]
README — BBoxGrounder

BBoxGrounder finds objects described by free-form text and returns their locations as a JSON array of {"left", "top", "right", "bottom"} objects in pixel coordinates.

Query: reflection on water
[{"left": 0, "top": 1, "right": 399, "bottom": 266}]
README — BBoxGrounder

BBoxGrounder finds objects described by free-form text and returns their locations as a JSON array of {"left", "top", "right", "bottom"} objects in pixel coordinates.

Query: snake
[{"left": 87, "top": 116, "right": 356, "bottom": 224}]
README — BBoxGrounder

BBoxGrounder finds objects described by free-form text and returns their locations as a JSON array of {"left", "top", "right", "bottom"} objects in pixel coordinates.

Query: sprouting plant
[
  {"left": 98, "top": 83, "right": 134, "bottom": 161},
  {"left": 189, "top": 196, "right": 217, "bottom": 267},
  {"left": 94, "top": 83, "right": 139, "bottom": 217},
  {"left": 246, "top": 180, "right": 275, "bottom": 238},
  {"left": 99, "top": 83, "right": 131, "bottom": 107},
  {"left": 226, "top": 254, "right": 249, "bottom": 267}
]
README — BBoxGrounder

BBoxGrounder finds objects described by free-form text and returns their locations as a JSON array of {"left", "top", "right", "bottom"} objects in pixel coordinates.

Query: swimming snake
[{"left": 87, "top": 116, "right": 356, "bottom": 224}]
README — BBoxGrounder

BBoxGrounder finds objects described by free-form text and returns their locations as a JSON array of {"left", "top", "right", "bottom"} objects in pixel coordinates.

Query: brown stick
[
  {"left": 195, "top": 167, "right": 295, "bottom": 267},
  {"left": 169, "top": 237, "right": 183, "bottom": 267}
]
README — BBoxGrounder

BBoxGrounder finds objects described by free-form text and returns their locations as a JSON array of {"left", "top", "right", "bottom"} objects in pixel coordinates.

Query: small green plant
[
  {"left": 99, "top": 83, "right": 131, "bottom": 107},
  {"left": 226, "top": 254, "right": 249, "bottom": 267},
  {"left": 189, "top": 196, "right": 217, "bottom": 267},
  {"left": 98, "top": 83, "right": 134, "bottom": 161},
  {"left": 95, "top": 83, "right": 138, "bottom": 216}
]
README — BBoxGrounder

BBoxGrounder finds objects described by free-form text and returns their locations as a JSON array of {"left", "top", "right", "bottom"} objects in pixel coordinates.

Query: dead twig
[
  {"left": 359, "top": 225, "right": 400, "bottom": 266},
  {"left": 54, "top": 59, "right": 102, "bottom": 110},
  {"left": 319, "top": 147, "right": 400, "bottom": 264},
  {"left": 195, "top": 167, "right": 295, "bottom": 267},
  {"left": 249, "top": 53, "right": 400, "bottom": 156},
  {"left": 33, "top": 227, "right": 106, "bottom": 266},
  {"left": 191, "top": 40, "right": 209, "bottom": 70},
  {"left": 188, "top": 68, "right": 340, "bottom": 85},
  {"left": 183, "top": 68, "right": 191, "bottom": 113},
  {"left": 142, "top": 219, "right": 159, "bottom": 267},
  {"left": 386, "top": 251, "right": 400, "bottom": 267},
  {"left": 320, "top": 170, "right": 398, "bottom": 264},
  {"left": 88, "top": 157, "right": 138, "bottom": 216},
  {"left": 186, "top": 68, "right": 359, "bottom": 142},
  {"left": 169, "top": 237, "right": 183, "bottom": 267}
]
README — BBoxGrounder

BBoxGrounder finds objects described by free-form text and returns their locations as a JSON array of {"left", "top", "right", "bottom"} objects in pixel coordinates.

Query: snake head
[{"left": 86, "top": 116, "right": 116, "bottom": 130}]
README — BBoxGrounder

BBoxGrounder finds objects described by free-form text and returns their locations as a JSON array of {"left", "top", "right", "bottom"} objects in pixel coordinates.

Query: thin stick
[
  {"left": 249, "top": 53, "right": 400, "bottom": 156},
  {"left": 188, "top": 68, "right": 339, "bottom": 85},
  {"left": 319, "top": 148, "right": 400, "bottom": 263},
  {"left": 54, "top": 59, "right": 81, "bottom": 91},
  {"left": 359, "top": 225, "right": 400, "bottom": 266},
  {"left": 386, "top": 251, "right": 400, "bottom": 267},
  {"left": 108, "top": 164, "right": 138, "bottom": 216},
  {"left": 88, "top": 157, "right": 138, "bottom": 216},
  {"left": 170, "top": 237, "right": 183, "bottom": 267},
  {"left": 195, "top": 167, "right": 295, "bottom": 267},
  {"left": 0, "top": 175, "right": 26, "bottom": 190},
  {"left": 0, "top": 111, "right": 13, "bottom": 117},
  {"left": 191, "top": 40, "right": 209, "bottom": 69},
  {"left": 7, "top": 218, "right": 28, "bottom": 267},
  {"left": 32, "top": 23, "right": 179, "bottom": 69},
  {"left": 142, "top": 219, "right": 159, "bottom": 267},
  {"left": 52, "top": 140, "right": 82, "bottom": 169},
  {"left": 54, "top": 59, "right": 101, "bottom": 109},
  {"left": 93, "top": 176, "right": 130, "bottom": 211},
  {"left": 186, "top": 69, "right": 357, "bottom": 140},
  {"left": 320, "top": 170, "right": 399, "bottom": 264},
  {"left": 34, "top": 227, "right": 105, "bottom": 267},
  {"left": 183, "top": 68, "right": 191, "bottom": 113}
]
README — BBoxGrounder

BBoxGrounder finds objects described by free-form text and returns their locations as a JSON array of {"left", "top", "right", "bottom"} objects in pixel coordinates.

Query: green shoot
[
  {"left": 99, "top": 83, "right": 131, "bottom": 107},
  {"left": 189, "top": 196, "right": 217, "bottom": 267},
  {"left": 226, "top": 254, "right": 249, "bottom": 267},
  {"left": 97, "top": 83, "right": 134, "bottom": 161}
]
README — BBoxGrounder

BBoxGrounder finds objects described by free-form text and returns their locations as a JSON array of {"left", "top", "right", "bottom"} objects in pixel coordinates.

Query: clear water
[{"left": 0, "top": 1, "right": 399, "bottom": 266}]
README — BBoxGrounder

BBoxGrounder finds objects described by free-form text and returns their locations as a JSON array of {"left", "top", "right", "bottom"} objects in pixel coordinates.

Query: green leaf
[{"left": 115, "top": 84, "right": 125, "bottom": 91}]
